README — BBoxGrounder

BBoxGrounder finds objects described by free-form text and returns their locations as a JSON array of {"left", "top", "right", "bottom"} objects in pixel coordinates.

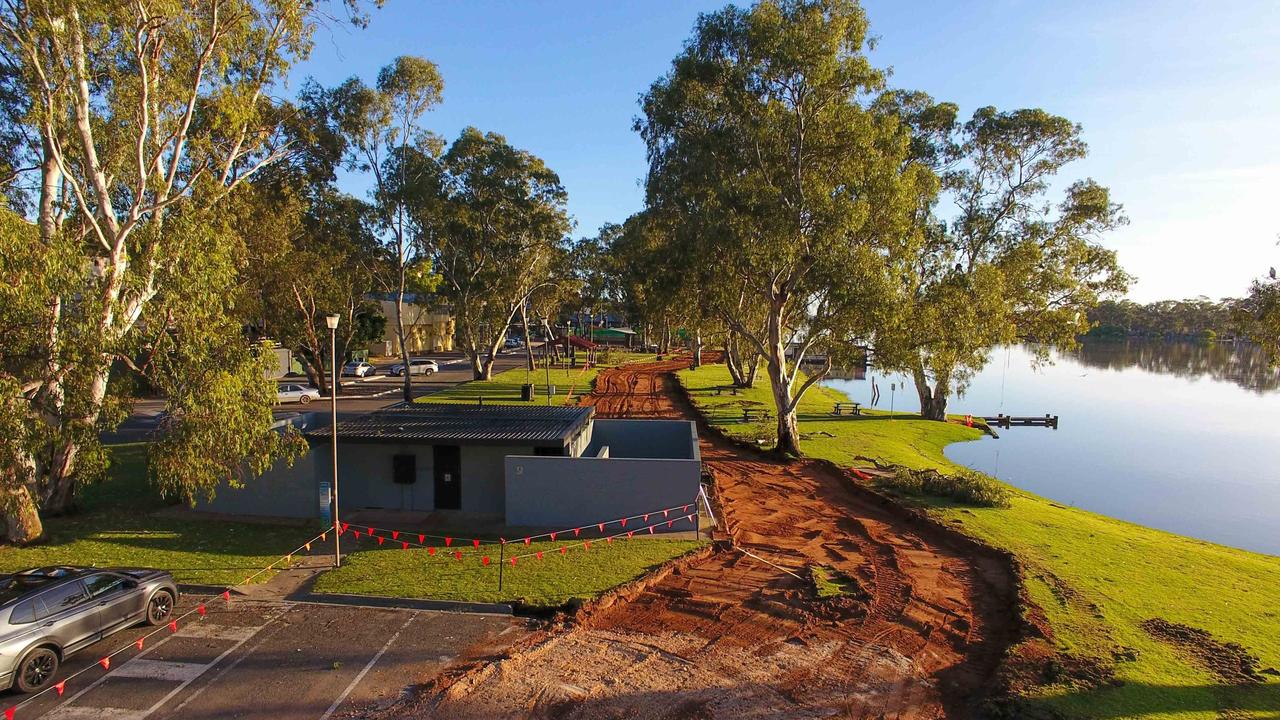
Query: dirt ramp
[{"left": 412, "top": 359, "right": 1020, "bottom": 719}]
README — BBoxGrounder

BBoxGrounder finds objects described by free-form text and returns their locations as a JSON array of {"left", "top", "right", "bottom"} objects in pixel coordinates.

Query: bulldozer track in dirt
[{"left": 402, "top": 357, "right": 1024, "bottom": 719}]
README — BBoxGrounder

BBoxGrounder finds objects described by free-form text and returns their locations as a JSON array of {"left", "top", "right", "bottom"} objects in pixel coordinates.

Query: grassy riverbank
[{"left": 678, "top": 364, "right": 1280, "bottom": 720}]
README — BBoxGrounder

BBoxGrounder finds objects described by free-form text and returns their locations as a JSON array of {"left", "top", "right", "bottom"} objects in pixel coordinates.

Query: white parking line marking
[
  {"left": 163, "top": 607, "right": 294, "bottom": 717},
  {"left": 43, "top": 707, "right": 147, "bottom": 720},
  {"left": 174, "top": 623, "right": 260, "bottom": 642},
  {"left": 318, "top": 612, "right": 418, "bottom": 720},
  {"left": 109, "top": 659, "right": 207, "bottom": 683}
]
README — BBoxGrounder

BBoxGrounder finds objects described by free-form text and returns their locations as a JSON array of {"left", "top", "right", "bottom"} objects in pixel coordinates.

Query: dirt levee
[{"left": 416, "top": 357, "right": 1020, "bottom": 719}]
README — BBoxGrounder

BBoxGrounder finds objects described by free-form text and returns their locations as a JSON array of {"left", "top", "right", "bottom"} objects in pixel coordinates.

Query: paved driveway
[{"left": 4, "top": 597, "right": 527, "bottom": 720}]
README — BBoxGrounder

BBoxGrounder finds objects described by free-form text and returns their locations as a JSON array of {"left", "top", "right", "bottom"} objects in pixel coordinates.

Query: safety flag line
[
  {"left": 350, "top": 499, "right": 697, "bottom": 553},
  {"left": 506, "top": 513, "right": 697, "bottom": 563},
  {"left": 4, "top": 525, "right": 331, "bottom": 718}
]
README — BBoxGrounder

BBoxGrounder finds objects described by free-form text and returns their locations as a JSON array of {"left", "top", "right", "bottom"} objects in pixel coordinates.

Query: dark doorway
[{"left": 433, "top": 445, "right": 461, "bottom": 510}]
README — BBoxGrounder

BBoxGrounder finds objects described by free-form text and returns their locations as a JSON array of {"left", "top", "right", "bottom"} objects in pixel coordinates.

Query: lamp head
[{"left": 325, "top": 314, "right": 340, "bottom": 330}]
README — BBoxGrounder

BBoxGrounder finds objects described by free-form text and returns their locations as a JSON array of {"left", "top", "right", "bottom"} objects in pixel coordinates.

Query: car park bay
[{"left": 6, "top": 596, "right": 526, "bottom": 720}]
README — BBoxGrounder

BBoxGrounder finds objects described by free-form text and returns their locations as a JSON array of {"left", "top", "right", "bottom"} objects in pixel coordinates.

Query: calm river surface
[{"left": 821, "top": 340, "right": 1280, "bottom": 556}]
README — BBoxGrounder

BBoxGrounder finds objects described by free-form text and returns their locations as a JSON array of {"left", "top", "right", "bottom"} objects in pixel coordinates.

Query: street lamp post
[{"left": 325, "top": 313, "right": 341, "bottom": 568}]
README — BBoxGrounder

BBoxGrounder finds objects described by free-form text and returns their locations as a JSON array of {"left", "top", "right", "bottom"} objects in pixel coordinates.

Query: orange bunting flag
[
  {"left": 573, "top": 528, "right": 580, "bottom": 537},
  {"left": 550, "top": 532, "right": 557, "bottom": 541},
  {"left": 648, "top": 526, "right": 655, "bottom": 534},
  {"left": 584, "top": 541, "right": 591, "bottom": 550},
  {"left": 342, "top": 522, "right": 349, "bottom": 533},
  {"left": 286, "top": 554, "right": 293, "bottom": 564},
  {"left": 627, "top": 531, "right": 634, "bottom": 539},
  {"left": 198, "top": 604, "right": 206, "bottom": 616},
  {"left": 598, "top": 523, "right": 604, "bottom": 532},
  {"left": 135, "top": 637, "right": 144, "bottom": 650},
  {"left": 667, "top": 520, "right": 673, "bottom": 528},
  {"left": 523, "top": 537, "right": 531, "bottom": 545},
  {"left": 99, "top": 657, "right": 110, "bottom": 671},
  {"left": 620, "top": 518, "right": 627, "bottom": 527},
  {"left": 55, "top": 679, "right": 66, "bottom": 696},
  {"left": 223, "top": 589, "right": 231, "bottom": 602},
  {"left": 5, "top": 706, "right": 14, "bottom": 720},
  {"left": 664, "top": 509, "right": 670, "bottom": 517},
  {"left": 536, "top": 551, "right": 544, "bottom": 560},
  {"left": 472, "top": 539, "right": 480, "bottom": 548},
  {"left": 305, "top": 543, "right": 312, "bottom": 552},
  {"left": 687, "top": 514, "right": 694, "bottom": 523},
  {"left": 353, "top": 530, "right": 361, "bottom": 539},
  {"left": 559, "top": 546, "right": 567, "bottom": 555},
  {"left": 367, "top": 526, "right": 375, "bottom": 535},
  {"left": 402, "top": 541, "right": 409, "bottom": 550},
  {"left": 482, "top": 556, "right": 490, "bottom": 566},
  {"left": 644, "top": 514, "right": 649, "bottom": 521},
  {"left": 392, "top": 531, "right": 399, "bottom": 540},
  {"left": 428, "top": 547, "right": 436, "bottom": 556},
  {"left": 500, "top": 537, "right": 507, "bottom": 544},
  {"left": 454, "top": 551, "right": 462, "bottom": 560},
  {"left": 377, "top": 536, "right": 385, "bottom": 546},
  {"left": 607, "top": 536, "right": 613, "bottom": 544},
  {"left": 445, "top": 537, "right": 453, "bottom": 546},
  {"left": 510, "top": 557, "right": 517, "bottom": 566},
  {"left": 418, "top": 534, "right": 425, "bottom": 544},
  {"left": 169, "top": 620, "right": 178, "bottom": 632}
]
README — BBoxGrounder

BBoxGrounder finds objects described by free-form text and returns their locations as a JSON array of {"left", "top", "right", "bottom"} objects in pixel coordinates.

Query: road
[
  {"left": 4, "top": 596, "right": 528, "bottom": 720},
  {"left": 106, "top": 353, "right": 527, "bottom": 443}
]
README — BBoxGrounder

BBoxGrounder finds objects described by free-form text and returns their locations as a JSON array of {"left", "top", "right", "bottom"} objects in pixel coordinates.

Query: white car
[
  {"left": 342, "top": 361, "right": 375, "bottom": 377},
  {"left": 277, "top": 384, "right": 321, "bottom": 405},
  {"left": 388, "top": 358, "right": 438, "bottom": 376}
]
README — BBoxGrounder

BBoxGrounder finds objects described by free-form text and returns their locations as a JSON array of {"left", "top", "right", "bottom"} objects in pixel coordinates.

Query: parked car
[
  {"left": 342, "top": 361, "right": 375, "bottom": 377},
  {"left": 277, "top": 383, "right": 321, "bottom": 404},
  {"left": 388, "top": 358, "right": 438, "bottom": 376},
  {"left": 504, "top": 338, "right": 523, "bottom": 349},
  {"left": 0, "top": 566, "right": 178, "bottom": 693}
]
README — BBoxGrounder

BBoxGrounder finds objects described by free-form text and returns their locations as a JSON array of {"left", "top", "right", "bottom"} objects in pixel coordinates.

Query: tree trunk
[
  {"left": 745, "top": 351, "right": 761, "bottom": 388},
  {"left": 725, "top": 342, "right": 744, "bottom": 386},
  {"left": 520, "top": 303, "right": 535, "bottom": 371},
  {"left": 912, "top": 366, "right": 950, "bottom": 421},
  {"left": 692, "top": 328, "right": 703, "bottom": 368},
  {"left": 2, "top": 482, "right": 44, "bottom": 544},
  {"left": 765, "top": 308, "right": 803, "bottom": 456},
  {"left": 394, "top": 279, "right": 412, "bottom": 403}
]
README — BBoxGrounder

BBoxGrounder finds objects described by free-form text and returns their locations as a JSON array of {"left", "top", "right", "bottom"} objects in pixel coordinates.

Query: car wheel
[
  {"left": 426, "top": 369, "right": 435, "bottom": 376},
  {"left": 299, "top": 395, "right": 311, "bottom": 405},
  {"left": 146, "top": 589, "right": 175, "bottom": 626},
  {"left": 15, "top": 646, "right": 59, "bottom": 693}
]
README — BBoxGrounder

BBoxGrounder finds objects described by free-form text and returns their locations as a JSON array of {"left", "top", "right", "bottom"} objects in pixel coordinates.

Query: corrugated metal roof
[{"left": 306, "top": 404, "right": 592, "bottom": 445}]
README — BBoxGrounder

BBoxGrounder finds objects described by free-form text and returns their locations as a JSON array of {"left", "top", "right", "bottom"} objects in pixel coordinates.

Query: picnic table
[
  {"left": 714, "top": 386, "right": 740, "bottom": 396},
  {"left": 742, "top": 407, "right": 772, "bottom": 422},
  {"left": 832, "top": 401, "right": 862, "bottom": 416}
]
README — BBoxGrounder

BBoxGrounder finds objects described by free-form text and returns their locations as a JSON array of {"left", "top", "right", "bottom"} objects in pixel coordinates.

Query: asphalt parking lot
[{"left": 5, "top": 596, "right": 528, "bottom": 720}]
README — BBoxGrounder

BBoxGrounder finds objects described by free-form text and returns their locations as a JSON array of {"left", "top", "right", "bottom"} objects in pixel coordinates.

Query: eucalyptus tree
[
  {"left": 637, "top": 0, "right": 930, "bottom": 455},
  {"left": 1236, "top": 264, "right": 1280, "bottom": 363},
  {"left": 0, "top": 1, "right": 350, "bottom": 542},
  {"left": 873, "top": 98, "right": 1130, "bottom": 420},
  {"left": 407, "top": 127, "right": 571, "bottom": 380},
  {"left": 327, "top": 55, "right": 444, "bottom": 401}
]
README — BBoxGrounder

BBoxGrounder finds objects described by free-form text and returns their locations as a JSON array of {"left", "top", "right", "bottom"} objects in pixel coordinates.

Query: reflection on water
[
  {"left": 822, "top": 340, "right": 1280, "bottom": 555},
  {"left": 1068, "top": 340, "right": 1280, "bottom": 394}
]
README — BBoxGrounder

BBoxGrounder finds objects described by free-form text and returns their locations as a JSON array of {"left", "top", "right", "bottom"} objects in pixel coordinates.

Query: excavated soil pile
[{"left": 409, "top": 357, "right": 1022, "bottom": 719}]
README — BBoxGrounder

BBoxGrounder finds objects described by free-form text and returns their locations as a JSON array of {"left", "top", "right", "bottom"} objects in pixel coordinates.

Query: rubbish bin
[{"left": 520, "top": 383, "right": 534, "bottom": 401}]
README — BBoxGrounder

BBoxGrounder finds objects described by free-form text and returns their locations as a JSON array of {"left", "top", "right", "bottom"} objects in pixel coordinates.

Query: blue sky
[{"left": 291, "top": 1, "right": 1280, "bottom": 302}]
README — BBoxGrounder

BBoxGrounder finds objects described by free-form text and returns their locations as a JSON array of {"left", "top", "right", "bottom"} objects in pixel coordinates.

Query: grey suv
[{"left": 0, "top": 566, "right": 178, "bottom": 693}]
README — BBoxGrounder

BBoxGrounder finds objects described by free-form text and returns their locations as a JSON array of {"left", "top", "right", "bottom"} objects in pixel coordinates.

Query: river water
[{"left": 821, "top": 340, "right": 1280, "bottom": 556}]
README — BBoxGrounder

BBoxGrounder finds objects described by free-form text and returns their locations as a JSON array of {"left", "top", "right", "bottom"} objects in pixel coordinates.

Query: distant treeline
[{"left": 1086, "top": 298, "right": 1239, "bottom": 340}]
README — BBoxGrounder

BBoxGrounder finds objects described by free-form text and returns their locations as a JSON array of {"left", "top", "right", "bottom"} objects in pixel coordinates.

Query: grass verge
[
  {"left": 678, "top": 363, "right": 1280, "bottom": 720},
  {"left": 312, "top": 538, "right": 704, "bottom": 607},
  {"left": 417, "top": 351, "right": 658, "bottom": 407},
  {"left": 0, "top": 444, "right": 319, "bottom": 587}
]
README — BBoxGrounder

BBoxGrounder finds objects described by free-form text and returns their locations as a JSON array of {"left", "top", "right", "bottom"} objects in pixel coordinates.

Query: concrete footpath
[{"left": 3, "top": 596, "right": 529, "bottom": 720}]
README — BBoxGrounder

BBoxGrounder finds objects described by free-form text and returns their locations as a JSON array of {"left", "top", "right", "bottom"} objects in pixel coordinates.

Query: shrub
[{"left": 879, "top": 467, "right": 1011, "bottom": 508}]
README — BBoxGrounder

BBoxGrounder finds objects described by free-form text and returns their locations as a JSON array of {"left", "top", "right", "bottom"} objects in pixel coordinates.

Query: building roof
[{"left": 306, "top": 404, "right": 593, "bottom": 446}]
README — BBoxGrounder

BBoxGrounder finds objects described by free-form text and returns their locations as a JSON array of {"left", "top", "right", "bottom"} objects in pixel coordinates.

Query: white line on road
[{"left": 318, "top": 612, "right": 418, "bottom": 720}]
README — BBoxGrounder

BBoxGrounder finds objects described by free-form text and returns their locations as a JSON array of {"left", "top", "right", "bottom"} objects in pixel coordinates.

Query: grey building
[{"left": 196, "top": 404, "right": 701, "bottom": 529}]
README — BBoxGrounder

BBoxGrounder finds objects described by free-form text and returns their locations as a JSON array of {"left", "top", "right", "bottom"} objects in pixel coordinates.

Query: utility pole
[{"left": 326, "top": 313, "right": 342, "bottom": 567}]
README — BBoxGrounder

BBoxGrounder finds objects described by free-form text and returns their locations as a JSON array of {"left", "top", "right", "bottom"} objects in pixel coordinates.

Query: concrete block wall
[{"left": 504, "top": 455, "right": 700, "bottom": 528}]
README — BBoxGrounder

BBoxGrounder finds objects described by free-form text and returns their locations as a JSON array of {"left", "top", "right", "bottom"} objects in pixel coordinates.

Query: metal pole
[
  {"left": 498, "top": 542, "right": 505, "bottom": 591},
  {"left": 331, "top": 323, "right": 341, "bottom": 568}
]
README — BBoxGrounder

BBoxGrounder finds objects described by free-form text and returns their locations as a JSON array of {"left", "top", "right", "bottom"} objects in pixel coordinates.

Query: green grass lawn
[
  {"left": 0, "top": 444, "right": 321, "bottom": 587},
  {"left": 678, "top": 363, "right": 1280, "bottom": 720},
  {"left": 313, "top": 537, "right": 704, "bottom": 607},
  {"left": 418, "top": 351, "right": 659, "bottom": 407}
]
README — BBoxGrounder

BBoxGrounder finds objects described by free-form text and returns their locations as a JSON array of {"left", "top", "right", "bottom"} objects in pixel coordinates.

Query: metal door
[{"left": 433, "top": 445, "right": 461, "bottom": 510}]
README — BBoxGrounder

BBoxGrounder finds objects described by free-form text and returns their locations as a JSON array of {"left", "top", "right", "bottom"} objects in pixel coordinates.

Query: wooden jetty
[{"left": 982, "top": 413, "right": 1059, "bottom": 429}]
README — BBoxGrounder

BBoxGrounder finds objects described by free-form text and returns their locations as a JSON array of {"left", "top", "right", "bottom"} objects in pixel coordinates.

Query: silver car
[
  {"left": 0, "top": 566, "right": 178, "bottom": 693},
  {"left": 276, "top": 383, "right": 321, "bottom": 404},
  {"left": 388, "top": 358, "right": 438, "bottom": 376}
]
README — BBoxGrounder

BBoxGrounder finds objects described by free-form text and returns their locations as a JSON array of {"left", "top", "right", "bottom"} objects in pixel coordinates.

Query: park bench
[
  {"left": 714, "top": 386, "right": 740, "bottom": 396},
  {"left": 742, "top": 407, "right": 772, "bottom": 422},
  {"left": 832, "top": 401, "right": 861, "bottom": 416}
]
